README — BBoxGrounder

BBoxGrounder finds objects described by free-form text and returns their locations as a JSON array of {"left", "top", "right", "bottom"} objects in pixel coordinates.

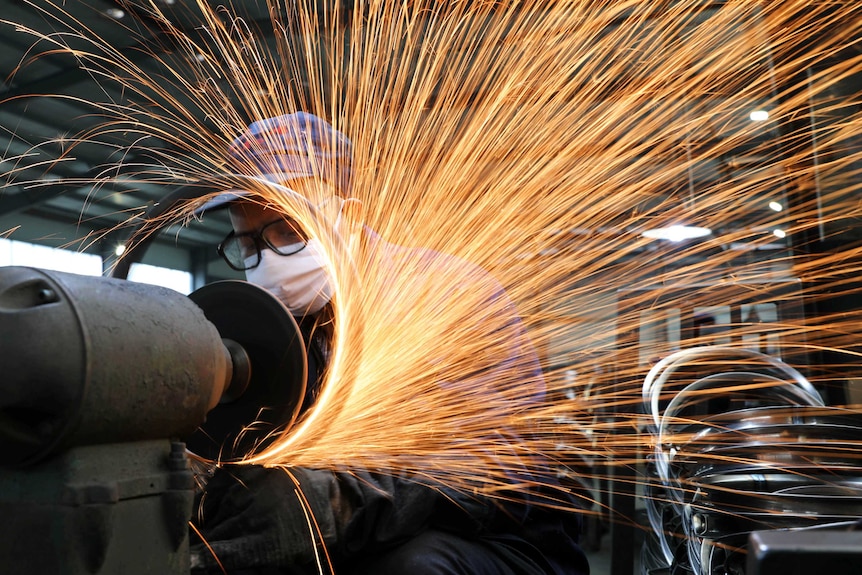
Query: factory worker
[{"left": 190, "top": 112, "right": 589, "bottom": 575}]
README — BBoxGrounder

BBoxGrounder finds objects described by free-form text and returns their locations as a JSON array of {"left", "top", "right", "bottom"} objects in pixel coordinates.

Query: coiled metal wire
[{"left": 640, "top": 346, "right": 862, "bottom": 575}]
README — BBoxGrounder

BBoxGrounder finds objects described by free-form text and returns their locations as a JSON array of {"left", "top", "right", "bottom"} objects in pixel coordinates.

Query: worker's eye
[
  {"left": 261, "top": 219, "right": 307, "bottom": 252},
  {"left": 225, "top": 234, "right": 258, "bottom": 260}
]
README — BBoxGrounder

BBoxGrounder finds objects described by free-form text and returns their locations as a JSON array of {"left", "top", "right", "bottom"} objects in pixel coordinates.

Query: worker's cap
[{"left": 200, "top": 112, "right": 352, "bottom": 212}]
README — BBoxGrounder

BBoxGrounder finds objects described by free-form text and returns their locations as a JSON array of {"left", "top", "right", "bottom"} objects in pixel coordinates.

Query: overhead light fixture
[
  {"left": 768, "top": 201, "right": 783, "bottom": 212},
  {"left": 750, "top": 110, "right": 770, "bottom": 122},
  {"left": 643, "top": 224, "right": 712, "bottom": 242},
  {"left": 115, "top": 244, "right": 127, "bottom": 257},
  {"left": 773, "top": 229, "right": 787, "bottom": 239},
  {"left": 642, "top": 126, "right": 712, "bottom": 243},
  {"left": 105, "top": 8, "right": 125, "bottom": 19}
]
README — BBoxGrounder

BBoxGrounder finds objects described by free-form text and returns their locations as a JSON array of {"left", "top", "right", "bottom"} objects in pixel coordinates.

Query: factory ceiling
[
  {"left": 0, "top": 0, "right": 242, "bottom": 268},
  {"left": 0, "top": 1, "right": 859, "bottom": 275}
]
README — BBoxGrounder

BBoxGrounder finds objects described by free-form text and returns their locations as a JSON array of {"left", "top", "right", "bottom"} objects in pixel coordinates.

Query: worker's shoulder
[{"left": 388, "top": 242, "right": 505, "bottom": 295}]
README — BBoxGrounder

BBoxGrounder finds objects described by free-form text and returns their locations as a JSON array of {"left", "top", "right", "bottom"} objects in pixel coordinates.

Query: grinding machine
[{"left": 0, "top": 265, "right": 308, "bottom": 574}]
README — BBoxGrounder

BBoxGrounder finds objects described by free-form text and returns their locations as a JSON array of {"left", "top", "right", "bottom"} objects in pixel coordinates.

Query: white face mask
[{"left": 245, "top": 239, "right": 333, "bottom": 316}]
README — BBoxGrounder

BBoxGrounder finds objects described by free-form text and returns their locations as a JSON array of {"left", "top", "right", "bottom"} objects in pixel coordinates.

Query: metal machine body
[{"left": 0, "top": 266, "right": 306, "bottom": 573}]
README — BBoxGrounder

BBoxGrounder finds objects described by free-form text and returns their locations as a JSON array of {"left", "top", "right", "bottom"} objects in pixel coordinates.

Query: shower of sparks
[{"left": 3, "top": 0, "right": 862, "bottom": 550}]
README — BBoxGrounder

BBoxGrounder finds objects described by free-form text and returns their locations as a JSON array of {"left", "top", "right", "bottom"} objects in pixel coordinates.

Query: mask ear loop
[{"left": 206, "top": 174, "right": 363, "bottom": 464}]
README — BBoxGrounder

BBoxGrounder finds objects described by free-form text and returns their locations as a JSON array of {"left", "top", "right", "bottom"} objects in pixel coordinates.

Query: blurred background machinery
[{"left": 641, "top": 347, "right": 862, "bottom": 575}]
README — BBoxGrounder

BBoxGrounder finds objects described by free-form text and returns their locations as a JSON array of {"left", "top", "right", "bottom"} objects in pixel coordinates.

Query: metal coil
[{"left": 640, "top": 346, "right": 862, "bottom": 575}]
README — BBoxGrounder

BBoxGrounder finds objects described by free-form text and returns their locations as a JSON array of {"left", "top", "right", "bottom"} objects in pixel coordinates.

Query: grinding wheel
[{"left": 187, "top": 280, "right": 307, "bottom": 461}]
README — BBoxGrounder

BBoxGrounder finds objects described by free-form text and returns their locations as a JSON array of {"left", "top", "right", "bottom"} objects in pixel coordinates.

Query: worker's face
[{"left": 226, "top": 197, "right": 334, "bottom": 316}]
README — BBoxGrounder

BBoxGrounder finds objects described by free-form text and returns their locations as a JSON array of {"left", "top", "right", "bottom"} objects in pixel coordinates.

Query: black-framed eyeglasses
[{"left": 217, "top": 218, "right": 308, "bottom": 271}]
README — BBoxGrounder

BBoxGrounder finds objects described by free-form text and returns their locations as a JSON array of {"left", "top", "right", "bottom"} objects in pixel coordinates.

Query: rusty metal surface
[{"left": 0, "top": 266, "right": 229, "bottom": 465}]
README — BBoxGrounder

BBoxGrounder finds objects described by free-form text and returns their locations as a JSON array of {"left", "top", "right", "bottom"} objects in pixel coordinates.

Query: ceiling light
[
  {"left": 750, "top": 110, "right": 769, "bottom": 122},
  {"left": 773, "top": 229, "right": 787, "bottom": 239},
  {"left": 115, "top": 244, "right": 127, "bottom": 257},
  {"left": 105, "top": 8, "right": 125, "bottom": 19},
  {"left": 642, "top": 224, "right": 712, "bottom": 242},
  {"left": 768, "top": 201, "right": 783, "bottom": 212},
  {"left": 642, "top": 132, "right": 713, "bottom": 243}
]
